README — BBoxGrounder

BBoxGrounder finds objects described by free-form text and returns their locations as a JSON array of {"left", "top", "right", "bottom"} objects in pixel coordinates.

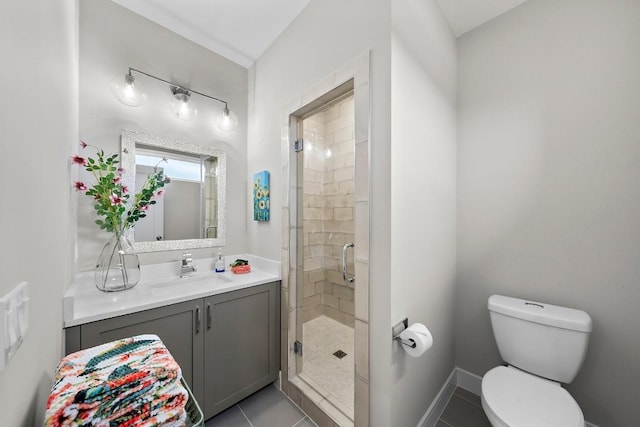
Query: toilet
[{"left": 481, "top": 295, "right": 592, "bottom": 427}]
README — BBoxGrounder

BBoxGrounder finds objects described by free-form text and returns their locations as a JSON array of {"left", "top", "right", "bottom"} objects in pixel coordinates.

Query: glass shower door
[{"left": 293, "top": 92, "right": 357, "bottom": 418}]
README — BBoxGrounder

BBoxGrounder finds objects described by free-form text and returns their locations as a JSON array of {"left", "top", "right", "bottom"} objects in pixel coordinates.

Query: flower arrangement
[{"left": 72, "top": 141, "right": 169, "bottom": 234}]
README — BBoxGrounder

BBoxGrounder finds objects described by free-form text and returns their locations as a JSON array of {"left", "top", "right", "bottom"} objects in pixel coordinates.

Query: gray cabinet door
[
  {"left": 77, "top": 299, "right": 205, "bottom": 403},
  {"left": 63, "top": 281, "right": 281, "bottom": 420},
  {"left": 203, "top": 281, "right": 280, "bottom": 418}
]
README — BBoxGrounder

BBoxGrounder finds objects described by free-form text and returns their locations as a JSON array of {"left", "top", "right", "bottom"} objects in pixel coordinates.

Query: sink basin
[{"left": 147, "top": 273, "right": 233, "bottom": 290}]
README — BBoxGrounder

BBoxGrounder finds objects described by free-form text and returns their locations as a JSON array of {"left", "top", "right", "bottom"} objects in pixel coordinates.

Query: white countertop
[{"left": 63, "top": 254, "right": 281, "bottom": 328}]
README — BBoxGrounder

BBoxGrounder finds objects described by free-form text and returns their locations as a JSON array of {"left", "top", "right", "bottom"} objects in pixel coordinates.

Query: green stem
[
  {"left": 101, "top": 234, "right": 121, "bottom": 289},
  {"left": 90, "top": 167, "right": 120, "bottom": 232},
  {"left": 117, "top": 235, "right": 130, "bottom": 285}
]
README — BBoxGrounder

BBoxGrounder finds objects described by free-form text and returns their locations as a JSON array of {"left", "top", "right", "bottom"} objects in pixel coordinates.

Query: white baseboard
[
  {"left": 455, "top": 367, "right": 482, "bottom": 396},
  {"left": 417, "top": 369, "right": 457, "bottom": 427},
  {"left": 418, "top": 367, "right": 600, "bottom": 427}
]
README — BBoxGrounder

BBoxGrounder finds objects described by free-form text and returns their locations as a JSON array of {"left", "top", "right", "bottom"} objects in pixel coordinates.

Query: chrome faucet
[{"left": 180, "top": 252, "right": 197, "bottom": 277}]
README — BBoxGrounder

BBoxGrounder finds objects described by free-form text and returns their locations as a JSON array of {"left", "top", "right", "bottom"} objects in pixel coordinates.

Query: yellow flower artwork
[{"left": 253, "top": 171, "right": 270, "bottom": 221}]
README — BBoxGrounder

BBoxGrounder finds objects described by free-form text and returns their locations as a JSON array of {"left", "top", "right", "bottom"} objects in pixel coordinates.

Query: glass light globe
[
  {"left": 169, "top": 88, "right": 197, "bottom": 121},
  {"left": 216, "top": 106, "right": 238, "bottom": 131},
  {"left": 110, "top": 74, "right": 145, "bottom": 107}
]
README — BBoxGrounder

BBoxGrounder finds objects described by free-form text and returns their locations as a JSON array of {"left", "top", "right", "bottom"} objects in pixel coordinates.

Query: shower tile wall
[{"left": 302, "top": 95, "right": 356, "bottom": 328}]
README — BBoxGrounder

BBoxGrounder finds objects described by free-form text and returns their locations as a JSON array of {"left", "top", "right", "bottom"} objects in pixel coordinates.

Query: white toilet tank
[{"left": 488, "top": 295, "right": 592, "bottom": 383}]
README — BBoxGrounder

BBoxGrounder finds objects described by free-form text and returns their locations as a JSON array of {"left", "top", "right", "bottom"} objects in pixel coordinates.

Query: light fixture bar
[
  {"left": 127, "top": 67, "right": 228, "bottom": 109},
  {"left": 112, "top": 67, "right": 238, "bottom": 131}
]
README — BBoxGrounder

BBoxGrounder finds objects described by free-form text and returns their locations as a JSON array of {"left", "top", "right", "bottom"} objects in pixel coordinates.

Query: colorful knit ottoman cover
[{"left": 45, "top": 334, "right": 188, "bottom": 427}]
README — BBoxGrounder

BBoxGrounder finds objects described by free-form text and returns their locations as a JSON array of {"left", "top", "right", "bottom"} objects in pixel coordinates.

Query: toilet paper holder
[{"left": 392, "top": 318, "right": 417, "bottom": 349}]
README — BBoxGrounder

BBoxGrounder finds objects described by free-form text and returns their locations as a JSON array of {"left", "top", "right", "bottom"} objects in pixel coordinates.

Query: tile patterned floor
[
  {"left": 437, "top": 387, "right": 492, "bottom": 427},
  {"left": 302, "top": 315, "right": 355, "bottom": 417},
  {"left": 206, "top": 383, "right": 489, "bottom": 427},
  {"left": 205, "top": 384, "right": 316, "bottom": 427}
]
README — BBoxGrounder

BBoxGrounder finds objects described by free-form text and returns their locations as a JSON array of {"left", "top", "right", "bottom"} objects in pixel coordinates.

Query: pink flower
[
  {"left": 155, "top": 189, "right": 165, "bottom": 197},
  {"left": 74, "top": 181, "right": 87, "bottom": 191},
  {"left": 121, "top": 185, "right": 129, "bottom": 194},
  {"left": 117, "top": 167, "right": 125, "bottom": 174},
  {"left": 113, "top": 176, "right": 122, "bottom": 184},
  {"left": 141, "top": 204, "right": 150, "bottom": 211},
  {"left": 109, "top": 194, "right": 124, "bottom": 206},
  {"left": 80, "top": 141, "right": 87, "bottom": 149},
  {"left": 71, "top": 155, "right": 87, "bottom": 166}
]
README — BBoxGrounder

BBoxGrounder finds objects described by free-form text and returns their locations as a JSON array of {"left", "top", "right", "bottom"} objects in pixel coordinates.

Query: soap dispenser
[{"left": 214, "top": 250, "right": 225, "bottom": 273}]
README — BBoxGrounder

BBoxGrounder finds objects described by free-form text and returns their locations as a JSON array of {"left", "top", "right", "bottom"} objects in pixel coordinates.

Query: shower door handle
[{"left": 342, "top": 242, "right": 355, "bottom": 283}]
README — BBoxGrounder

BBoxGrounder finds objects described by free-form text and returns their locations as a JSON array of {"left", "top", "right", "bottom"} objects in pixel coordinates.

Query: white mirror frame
[{"left": 120, "top": 129, "right": 226, "bottom": 252}]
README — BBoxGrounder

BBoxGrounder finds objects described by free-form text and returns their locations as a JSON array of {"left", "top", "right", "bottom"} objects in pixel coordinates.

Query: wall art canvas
[{"left": 253, "top": 170, "right": 270, "bottom": 221}]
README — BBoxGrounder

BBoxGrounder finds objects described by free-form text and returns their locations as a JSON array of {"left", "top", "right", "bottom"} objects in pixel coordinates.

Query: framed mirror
[{"left": 120, "top": 129, "right": 226, "bottom": 252}]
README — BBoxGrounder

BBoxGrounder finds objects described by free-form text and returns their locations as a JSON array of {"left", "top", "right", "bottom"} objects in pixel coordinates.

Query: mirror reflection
[
  {"left": 121, "top": 129, "right": 226, "bottom": 252},
  {"left": 134, "top": 146, "right": 219, "bottom": 242}
]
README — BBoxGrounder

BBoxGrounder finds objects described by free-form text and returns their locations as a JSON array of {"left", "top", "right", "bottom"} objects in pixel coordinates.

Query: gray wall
[
  {"left": 390, "top": 1, "right": 457, "bottom": 425},
  {"left": 78, "top": 0, "right": 248, "bottom": 269},
  {"left": 456, "top": 1, "right": 640, "bottom": 425},
  {"left": 247, "top": 0, "right": 393, "bottom": 423},
  {"left": 249, "top": 0, "right": 457, "bottom": 424},
  {"left": 164, "top": 180, "right": 201, "bottom": 240},
  {"left": 0, "top": 1, "right": 77, "bottom": 425}
]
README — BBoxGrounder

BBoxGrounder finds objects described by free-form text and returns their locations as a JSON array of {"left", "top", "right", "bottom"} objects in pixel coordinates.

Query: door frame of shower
[{"left": 280, "top": 52, "right": 371, "bottom": 427}]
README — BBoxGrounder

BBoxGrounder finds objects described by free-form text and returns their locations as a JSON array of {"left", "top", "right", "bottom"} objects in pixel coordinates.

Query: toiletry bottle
[{"left": 215, "top": 250, "right": 225, "bottom": 272}]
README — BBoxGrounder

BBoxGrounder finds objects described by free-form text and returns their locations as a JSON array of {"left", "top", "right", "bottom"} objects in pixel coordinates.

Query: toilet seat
[{"left": 481, "top": 366, "right": 584, "bottom": 427}]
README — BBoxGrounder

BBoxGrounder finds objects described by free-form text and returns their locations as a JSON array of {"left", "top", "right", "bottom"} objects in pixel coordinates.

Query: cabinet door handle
[
  {"left": 195, "top": 306, "right": 201, "bottom": 334},
  {"left": 206, "top": 303, "right": 212, "bottom": 330}
]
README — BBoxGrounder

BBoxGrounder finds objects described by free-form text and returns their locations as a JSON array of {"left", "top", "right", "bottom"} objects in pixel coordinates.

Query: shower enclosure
[
  {"left": 283, "top": 58, "right": 370, "bottom": 427},
  {"left": 297, "top": 91, "right": 356, "bottom": 417}
]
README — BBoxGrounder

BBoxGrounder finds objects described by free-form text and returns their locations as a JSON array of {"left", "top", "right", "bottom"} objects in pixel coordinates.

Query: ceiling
[
  {"left": 110, "top": 0, "right": 311, "bottom": 68},
  {"left": 111, "top": 0, "right": 529, "bottom": 68},
  {"left": 436, "top": 0, "right": 529, "bottom": 37}
]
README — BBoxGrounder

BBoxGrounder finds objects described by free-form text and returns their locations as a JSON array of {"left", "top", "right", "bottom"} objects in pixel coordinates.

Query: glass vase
[{"left": 95, "top": 233, "right": 140, "bottom": 292}]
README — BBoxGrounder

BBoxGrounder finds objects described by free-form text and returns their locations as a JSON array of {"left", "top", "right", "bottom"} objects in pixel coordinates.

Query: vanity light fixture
[
  {"left": 111, "top": 67, "right": 237, "bottom": 131},
  {"left": 169, "top": 86, "right": 197, "bottom": 121},
  {"left": 216, "top": 106, "right": 238, "bottom": 131},
  {"left": 110, "top": 73, "right": 145, "bottom": 107}
]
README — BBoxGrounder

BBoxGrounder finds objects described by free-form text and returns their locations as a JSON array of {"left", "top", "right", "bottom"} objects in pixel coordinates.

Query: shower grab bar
[{"left": 342, "top": 242, "right": 355, "bottom": 283}]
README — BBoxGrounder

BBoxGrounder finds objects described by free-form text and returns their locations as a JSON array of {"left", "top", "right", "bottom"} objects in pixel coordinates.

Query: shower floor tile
[{"left": 302, "top": 315, "right": 355, "bottom": 417}]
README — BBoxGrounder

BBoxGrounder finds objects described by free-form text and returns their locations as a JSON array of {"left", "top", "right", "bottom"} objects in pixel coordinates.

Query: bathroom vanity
[{"left": 63, "top": 255, "right": 281, "bottom": 419}]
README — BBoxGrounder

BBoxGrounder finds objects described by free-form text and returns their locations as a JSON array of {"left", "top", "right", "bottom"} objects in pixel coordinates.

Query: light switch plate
[{"left": 0, "top": 281, "right": 29, "bottom": 372}]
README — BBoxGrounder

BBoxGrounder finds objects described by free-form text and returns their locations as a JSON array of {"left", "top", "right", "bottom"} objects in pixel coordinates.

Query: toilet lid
[{"left": 482, "top": 366, "right": 584, "bottom": 427}]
